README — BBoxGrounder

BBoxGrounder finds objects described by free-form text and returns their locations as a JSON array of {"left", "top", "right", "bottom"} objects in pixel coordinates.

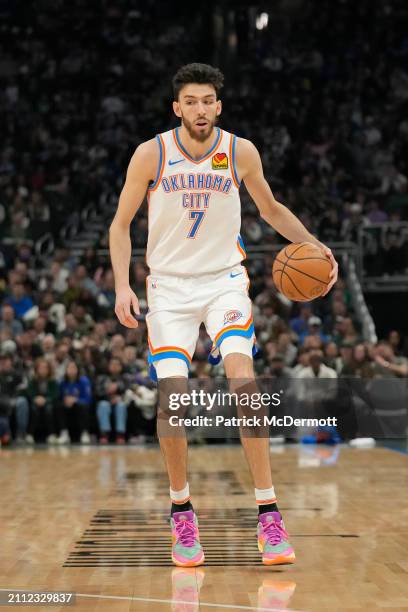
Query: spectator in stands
[
  {"left": 289, "top": 305, "right": 312, "bottom": 339},
  {"left": 0, "top": 351, "right": 30, "bottom": 444},
  {"left": 71, "top": 302, "right": 95, "bottom": 336},
  {"left": 80, "top": 345, "right": 107, "bottom": 380},
  {"left": 268, "top": 353, "right": 293, "bottom": 382},
  {"left": 381, "top": 211, "right": 407, "bottom": 274},
  {"left": 323, "top": 301, "right": 347, "bottom": 334},
  {"left": 4, "top": 282, "right": 34, "bottom": 319},
  {"left": 54, "top": 341, "right": 71, "bottom": 380},
  {"left": 333, "top": 316, "right": 360, "bottom": 346},
  {"left": 26, "top": 357, "right": 59, "bottom": 443},
  {"left": 41, "top": 333, "right": 57, "bottom": 365},
  {"left": 387, "top": 330, "right": 406, "bottom": 357},
  {"left": 341, "top": 343, "right": 374, "bottom": 378},
  {"left": 56, "top": 360, "right": 92, "bottom": 444},
  {"left": 89, "top": 322, "right": 110, "bottom": 352},
  {"left": 96, "top": 357, "right": 128, "bottom": 444},
  {"left": 296, "top": 350, "right": 338, "bottom": 418},
  {"left": 365, "top": 200, "right": 388, "bottom": 224},
  {"left": 75, "top": 265, "right": 99, "bottom": 297},
  {"left": 32, "top": 315, "right": 49, "bottom": 342},
  {"left": 63, "top": 275, "right": 82, "bottom": 309},
  {"left": 61, "top": 313, "right": 80, "bottom": 339},
  {"left": 108, "top": 334, "right": 126, "bottom": 360},
  {"left": 291, "top": 347, "right": 310, "bottom": 377},
  {"left": 0, "top": 304, "right": 23, "bottom": 337},
  {"left": 303, "top": 335, "right": 324, "bottom": 350},
  {"left": 318, "top": 208, "right": 342, "bottom": 242},
  {"left": 298, "top": 350, "right": 338, "bottom": 381},
  {"left": 339, "top": 342, "right": 354, "bottom": 373},
  {"left": 299, "top": 316, "right": 330, "bottom": 346},
  {"left": 0, "top": 354, "right": 19, "bottom": 445},
  {"left": 373, "top": 341, "right": 408, "bottom": 378},
  {"left": 341, "top": 318, "right": 361, "bottom": 346},
  {"left": 97, "top": 269, "right": 116, "bottom": 310},
  {"left": 122, "top": 345, "right": 140, "bottom": 377},
  {"left": 341, "top": 203, "right": 369, "bottom": 243},
  {"left": 80, "top": 247, "right": 100, "bottom": 277},
  {"left": 324, "top": 342, "right": 343, "bottom": 375},
  {"left": 15, "top": 331, "right": 42, "bottom": 368},
  {"left": 276, "top": 332, "right": 297, "bottom": 367}
]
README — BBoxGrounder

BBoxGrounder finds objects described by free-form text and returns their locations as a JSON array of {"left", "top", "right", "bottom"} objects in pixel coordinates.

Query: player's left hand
[{"left": 319, "top": 244, "right": 338, "bottom": 295}]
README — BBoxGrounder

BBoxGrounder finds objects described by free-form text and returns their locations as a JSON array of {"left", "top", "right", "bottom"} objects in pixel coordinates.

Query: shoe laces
[
  {"left": 262, "top": 518, "right": 288, "bottom": 546},
  {"left": 175, "top": 518, "right": 196, "bottom": 547}
]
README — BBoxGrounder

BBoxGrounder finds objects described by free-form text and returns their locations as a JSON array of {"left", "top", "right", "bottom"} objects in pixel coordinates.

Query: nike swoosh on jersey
[
  {"left": 168, "top": 159, "right": 184, "bottom": 166},
  {"left": 230, "top": 272, "right": 243, "bottom": 278}
]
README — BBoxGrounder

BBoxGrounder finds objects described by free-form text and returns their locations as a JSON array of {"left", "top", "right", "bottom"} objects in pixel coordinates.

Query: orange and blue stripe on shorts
[
  {"left": 213, "top": 315, "right": 254, "bottom": 349},
  {"left": 147, "top": 339, "right": 192, "bottom": 369}
]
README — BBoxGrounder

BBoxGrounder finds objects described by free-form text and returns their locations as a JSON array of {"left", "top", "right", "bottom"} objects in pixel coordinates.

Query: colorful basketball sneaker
[
  {"left": 257, "top": 511, "right": 296, "bottom": 566},
  {"left": 171, "top": 510, "right": 205, "bottom": 567}
]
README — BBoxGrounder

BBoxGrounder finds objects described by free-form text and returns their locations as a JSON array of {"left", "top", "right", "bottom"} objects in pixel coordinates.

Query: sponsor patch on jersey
[
  {"left": 223, "top": 309, "right": 243, "bottom": 325},
  {"left": 212, "top": 152, "right": 228, "bottom": 170}
]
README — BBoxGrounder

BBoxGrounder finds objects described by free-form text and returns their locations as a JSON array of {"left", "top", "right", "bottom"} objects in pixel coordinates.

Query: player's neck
[{"left": 178, "top": 125, "right": 218, "bottom": 160}]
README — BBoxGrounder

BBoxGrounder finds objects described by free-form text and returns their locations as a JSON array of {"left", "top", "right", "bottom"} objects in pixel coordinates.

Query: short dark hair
[{"left": 172, "top": 63, "right": 224, "bottom": 100}]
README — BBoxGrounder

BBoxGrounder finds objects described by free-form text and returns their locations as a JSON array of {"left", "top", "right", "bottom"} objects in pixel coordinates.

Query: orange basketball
[{"left": 272, "top": 242, "right": 332, "bottom": 301}]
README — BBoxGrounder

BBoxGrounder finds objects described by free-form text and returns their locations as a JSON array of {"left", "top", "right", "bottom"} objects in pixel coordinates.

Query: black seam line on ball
[
  {"left": 281, "top": 260, "right": 329, "bottom": 286},
  {"left": 282, "top": 243, "right": 306, "bottom": 290},
  {"left": 281, "top": 269, "right": 310, "bottom": 300}
]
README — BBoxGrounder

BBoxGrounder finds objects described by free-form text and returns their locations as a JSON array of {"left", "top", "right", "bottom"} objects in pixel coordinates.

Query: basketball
[{"left": 272, "top": 242, "right": 332, "bottom": 301}]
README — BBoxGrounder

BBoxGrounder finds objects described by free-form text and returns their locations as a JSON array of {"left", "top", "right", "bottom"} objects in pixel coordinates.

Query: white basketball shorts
[{"left": 146, "top": 265, "right": 256, "bottom": 379}]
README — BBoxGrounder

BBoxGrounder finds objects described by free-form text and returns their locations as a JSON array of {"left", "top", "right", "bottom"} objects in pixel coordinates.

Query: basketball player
[{"left": 109, "top": 63, "right": 338, "bottom": 567}]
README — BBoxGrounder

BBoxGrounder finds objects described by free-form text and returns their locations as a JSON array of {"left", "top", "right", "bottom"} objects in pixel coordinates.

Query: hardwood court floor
[{"left": 0, "top": 444, "right": 407, "bottom": 611}]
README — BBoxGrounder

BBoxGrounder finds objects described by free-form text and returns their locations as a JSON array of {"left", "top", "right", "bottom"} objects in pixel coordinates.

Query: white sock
[
  {"left": 255, "top": 486, "right": 277, "bottom": 506},
  {"left": 170, "top": 482, "right": 190, "bottom": 505}
]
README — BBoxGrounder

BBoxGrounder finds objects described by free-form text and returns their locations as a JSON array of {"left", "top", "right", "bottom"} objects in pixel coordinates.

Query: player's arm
[
  {"left": 236, "top": 138, "right": 338, "bottom": 294},
  {"left": 109, "top": 138, "right": 158, "bottom": 327}
]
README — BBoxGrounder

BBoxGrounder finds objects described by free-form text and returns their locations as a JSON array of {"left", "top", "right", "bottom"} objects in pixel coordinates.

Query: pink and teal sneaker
[
  {"left": 257, "top": 511, "right": 296, "bottom": 566},
  {"left": 171, "top": 510, "right": 205, "bottom": 567}
]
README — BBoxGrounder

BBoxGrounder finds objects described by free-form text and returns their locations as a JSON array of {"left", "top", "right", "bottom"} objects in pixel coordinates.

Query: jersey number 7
[{"left": 187, "top": 211, "right": 206, "bottom": 239}]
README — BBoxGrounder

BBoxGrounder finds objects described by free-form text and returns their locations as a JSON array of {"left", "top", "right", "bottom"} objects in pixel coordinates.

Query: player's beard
[{"left": 181, "top": 114, "right": 217, "bottom": 143}]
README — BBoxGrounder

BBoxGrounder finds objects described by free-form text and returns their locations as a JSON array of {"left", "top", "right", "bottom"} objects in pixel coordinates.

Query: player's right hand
[{"left": 114, "top": 286, "right": 140, "bottom": 328}]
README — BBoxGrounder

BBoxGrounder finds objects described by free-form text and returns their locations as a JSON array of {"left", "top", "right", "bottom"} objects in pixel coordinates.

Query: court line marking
[{"left": 0, "top": 588, "right": 301, "bottom": 611}]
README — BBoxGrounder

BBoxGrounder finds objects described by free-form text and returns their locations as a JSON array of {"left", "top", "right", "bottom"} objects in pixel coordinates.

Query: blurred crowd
[
  {"left": 0, "top": 244, "right": 407, "bottom": 446},
  {"left": 230, "top": 0, "right": 408, "bottom": 276},
  {"left": 0, "top": 1, "right": 407, "bottom": 273},
  {"left": 0, "top": 1, "right": 408, "bottom": 446}
]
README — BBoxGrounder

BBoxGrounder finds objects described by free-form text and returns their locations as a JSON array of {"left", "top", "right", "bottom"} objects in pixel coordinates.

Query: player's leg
[
  {"left": 223, "top": 352, "right": 273, "bottom": 490},
  {"left": 156, "top": 371, "right": 189, "bottom": 499},
  {"left": 146, "top": 275, "right": 204, "bottom": 566},
  {"left": 156, "top": 372, "right": 204, "bottom": 567},
  {"left": 205, "top": 268, "right": 295, "bottom": 565},
  {"left": 223, "top": 352, "right": 295, "bottom": 565}
]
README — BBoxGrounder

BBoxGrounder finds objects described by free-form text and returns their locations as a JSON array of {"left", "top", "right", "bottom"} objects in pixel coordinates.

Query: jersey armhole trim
[
  {"left": 148, "top": 134, "right": 166, "bottom": 191},
  {"left": 230, "top": 134, "right": 241, "bottom": 188}
]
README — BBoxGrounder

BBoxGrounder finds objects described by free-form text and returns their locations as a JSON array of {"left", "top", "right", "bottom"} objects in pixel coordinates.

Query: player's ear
[
  {"left": 173, "top": 100, "right": 182, "bottom": 118},
  {"left": 216, "top": 100, "right": 222, "bottom": 116}
]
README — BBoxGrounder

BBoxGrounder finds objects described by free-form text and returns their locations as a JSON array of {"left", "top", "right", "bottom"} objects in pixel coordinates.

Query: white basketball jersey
[{"left": 146, "top": 127, "right": 246, "bottom": 276}]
